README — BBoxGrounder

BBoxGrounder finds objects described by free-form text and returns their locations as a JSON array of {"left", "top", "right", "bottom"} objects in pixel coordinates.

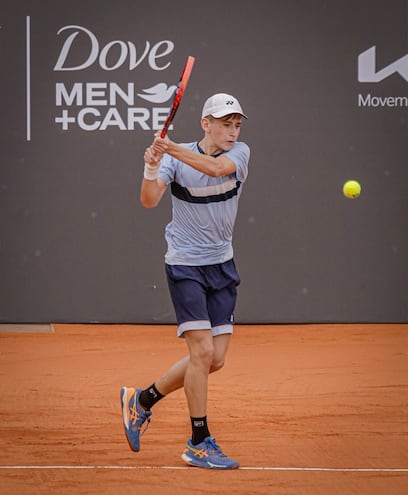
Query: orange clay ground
[{"left": 1, "top": 323, "right": 407, "bottom": 495}]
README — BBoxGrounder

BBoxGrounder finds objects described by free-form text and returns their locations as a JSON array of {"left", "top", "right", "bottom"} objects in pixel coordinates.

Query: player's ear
[{"left": 201, "top": 117, "right": 210, "bottom": 132}]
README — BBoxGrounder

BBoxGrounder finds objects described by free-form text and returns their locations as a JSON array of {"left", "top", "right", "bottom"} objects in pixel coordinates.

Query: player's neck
[{"left": 198, "top": 139, "right": 222, "bottom": 157}]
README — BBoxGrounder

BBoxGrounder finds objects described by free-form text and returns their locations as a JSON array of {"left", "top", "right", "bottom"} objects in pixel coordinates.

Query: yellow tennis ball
[{"left": 343, "top": 180, "right": 361, "bottom": 199}]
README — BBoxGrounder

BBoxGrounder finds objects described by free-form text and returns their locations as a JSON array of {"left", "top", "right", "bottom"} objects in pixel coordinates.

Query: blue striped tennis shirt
[{"left": 158, "top": 141, "right": 250, "bottom": 266}]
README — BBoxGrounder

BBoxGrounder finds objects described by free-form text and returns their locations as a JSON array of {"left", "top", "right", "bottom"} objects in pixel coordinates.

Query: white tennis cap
[{"left": 201, "top": 93, "right": 248, "bottom": 119}]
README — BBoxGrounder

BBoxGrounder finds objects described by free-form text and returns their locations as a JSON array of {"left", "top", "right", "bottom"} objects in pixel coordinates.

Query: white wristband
[{"left": 144, "top": 162, "right": 159, "bottom": 180}]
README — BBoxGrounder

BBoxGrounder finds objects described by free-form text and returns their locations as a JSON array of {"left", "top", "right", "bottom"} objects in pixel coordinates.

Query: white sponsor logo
[
  {"left": 357, "top": 45, "right": 408, "bottom": 109},
  {"left": 53, "top": 25, "right": 178, "bottom": 131},
  {"left": 358, "top": 46, "right": 408, "bottom": 83},
  {"left": 358, "top": 94, "right": 408, "bottom": 107},
  {"left": 54, "top": 25, "right": 173, "bottom": 72}
]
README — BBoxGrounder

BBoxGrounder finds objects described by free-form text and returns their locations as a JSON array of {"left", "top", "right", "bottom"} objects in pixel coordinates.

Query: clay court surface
[{"left": 1, "top": 323, "right": 407, "bottom": 494}]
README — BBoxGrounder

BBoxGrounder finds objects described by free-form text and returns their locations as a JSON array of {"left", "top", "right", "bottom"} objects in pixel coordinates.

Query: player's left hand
[{"left": 144, "top": 145, "right": 162, "bottom": 166}]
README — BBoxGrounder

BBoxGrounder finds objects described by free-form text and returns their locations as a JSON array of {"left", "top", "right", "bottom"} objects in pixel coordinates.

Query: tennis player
[{"left": 121, "top": 93, "right": 250, "bottom": 469}]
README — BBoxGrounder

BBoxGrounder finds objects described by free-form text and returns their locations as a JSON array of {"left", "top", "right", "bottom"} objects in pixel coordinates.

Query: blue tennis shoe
[
  {"left": 120, "top": 387, "right": 152, "bottom": 452},
  {"left": 181, "top": 436, "right": 239, "bottom": 469}
]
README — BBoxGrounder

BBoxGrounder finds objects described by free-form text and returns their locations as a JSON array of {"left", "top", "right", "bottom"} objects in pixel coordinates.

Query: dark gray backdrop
[{"left": 1, "top": 0, "right": 407, "bottom": 323}]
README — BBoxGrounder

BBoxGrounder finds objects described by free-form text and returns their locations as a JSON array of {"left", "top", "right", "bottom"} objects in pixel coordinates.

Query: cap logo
[{"left": 226, "top": 100, "right": 234, "bottom": 105}]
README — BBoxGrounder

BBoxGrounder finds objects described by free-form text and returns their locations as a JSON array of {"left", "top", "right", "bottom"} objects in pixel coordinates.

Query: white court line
[{"left": 1, "top": 465, "right": 408, "bottom": 472}]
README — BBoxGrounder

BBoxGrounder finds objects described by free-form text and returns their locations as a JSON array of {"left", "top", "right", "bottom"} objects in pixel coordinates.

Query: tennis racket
[{"left": 160, "top": 55, "right": 195, "bottom": 138}]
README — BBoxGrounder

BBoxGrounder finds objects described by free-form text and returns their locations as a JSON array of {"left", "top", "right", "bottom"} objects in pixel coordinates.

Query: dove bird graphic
[{"left": 137, "top": 83, "right": 177, "bottom": 103}]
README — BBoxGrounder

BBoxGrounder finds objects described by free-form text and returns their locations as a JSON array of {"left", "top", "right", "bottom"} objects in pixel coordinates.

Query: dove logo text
[
  {"left": 56, "top": 82, "right": 136, "bottom": 106},
  {"left": 56, "top": 82, "right": 176, "bottom": 106},
  {"left": 54, "top": 82, "right": 174, "bottom": 131},
  {"left": 54, "top": 25, "right": 174, "bottom": 71},
  {"left": 56, "top": 107, "right": 171, "bottom": 131}
]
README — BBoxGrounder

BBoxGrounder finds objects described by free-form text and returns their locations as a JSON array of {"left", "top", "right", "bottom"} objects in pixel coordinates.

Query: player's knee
[
  {"left": 191, "top": 344, "right": 214, "bottom": 369},
  {"left": 209, "top": 357, "right": 225, "bottom": 373},
  {"left": 201, "top": 345, "right": 215, "bottom": 368}
]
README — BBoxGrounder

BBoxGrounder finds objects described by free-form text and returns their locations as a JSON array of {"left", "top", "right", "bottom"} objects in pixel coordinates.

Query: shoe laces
[
  {"left": 129, "top": 395, "right": 152, "bottom": 436},
  {"left": 204, "top": 437, "right": 227, "bottom": 457}
]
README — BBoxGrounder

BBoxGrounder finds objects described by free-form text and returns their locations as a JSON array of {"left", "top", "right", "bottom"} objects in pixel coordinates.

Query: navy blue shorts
[{"left": 165, "top": 259, "right": 241, "bottom": 338}]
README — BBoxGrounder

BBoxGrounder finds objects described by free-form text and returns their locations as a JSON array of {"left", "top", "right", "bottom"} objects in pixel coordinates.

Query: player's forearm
[
  {"left": 166, "top": 142, "right": 225, "bottom": 177},
  {"left": 140, "top": 177, "right": 165, "bottom": 208}
]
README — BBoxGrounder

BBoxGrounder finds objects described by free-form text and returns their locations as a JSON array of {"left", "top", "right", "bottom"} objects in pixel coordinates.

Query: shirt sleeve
[
  {"left": 158, "top": 153, "right": 176, "bottom": 185},
  {"left": 224, "top": 142, "right": 250, "bottom": 182}
]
